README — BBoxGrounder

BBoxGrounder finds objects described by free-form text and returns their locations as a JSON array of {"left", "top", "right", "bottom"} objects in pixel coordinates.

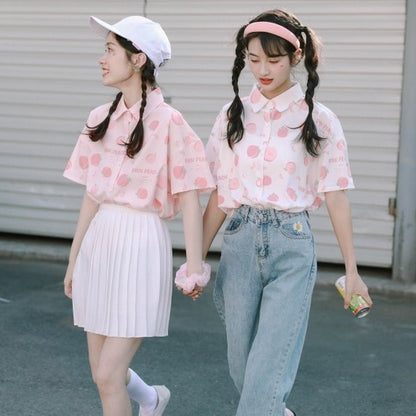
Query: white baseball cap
[{"left": 89, "top": 15, "right": 171, "bottom": 75}]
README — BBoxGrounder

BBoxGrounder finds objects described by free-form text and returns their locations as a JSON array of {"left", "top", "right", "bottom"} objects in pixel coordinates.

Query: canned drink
[{"left": 335, "top": 275, "right": 370, "bottom": 318}]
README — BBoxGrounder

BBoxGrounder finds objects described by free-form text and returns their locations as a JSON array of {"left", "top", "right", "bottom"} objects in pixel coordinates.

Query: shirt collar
[
  {"left": 248, "top": 82, "right": 304, "bottom": 113},
  {"left": 112, "top": 87, "right": 165, "bottom": 121}
]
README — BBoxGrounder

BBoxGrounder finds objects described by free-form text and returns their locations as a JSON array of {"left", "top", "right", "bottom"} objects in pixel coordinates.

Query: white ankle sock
[{"left": 126, "top": 368, "right": 157, "bottom": 412}]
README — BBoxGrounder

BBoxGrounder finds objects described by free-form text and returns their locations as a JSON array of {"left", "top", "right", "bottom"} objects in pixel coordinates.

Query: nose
[
  {"left": 259, "top": 61, "right": 269, "bottom": 76},
  {"left": 99, "top": 54, "right": 106, "bottom": 65}
]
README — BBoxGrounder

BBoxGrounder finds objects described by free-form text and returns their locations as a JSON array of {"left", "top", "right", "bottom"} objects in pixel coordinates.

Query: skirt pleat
[{"left": 72, "top": 204, "right": 172, "bottom": 337}]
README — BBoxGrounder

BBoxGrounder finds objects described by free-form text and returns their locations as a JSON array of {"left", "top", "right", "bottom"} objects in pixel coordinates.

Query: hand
[
  {"left": 344, "top": 271, "right": 373, "bottom": 309},
  {"left": 179, "top": 284, "right": 205, "bottom": 301},
  {"left": 63, "top": 267, "right": 73, "bottom": 299},
  {"left": 174, "top": 262, "right": 211, "bottom": 299}
]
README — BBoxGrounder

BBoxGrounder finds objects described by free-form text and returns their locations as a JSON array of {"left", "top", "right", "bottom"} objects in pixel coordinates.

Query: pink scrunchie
[{"left": 175, "top": 262, "right": 211, "bottom": 292}]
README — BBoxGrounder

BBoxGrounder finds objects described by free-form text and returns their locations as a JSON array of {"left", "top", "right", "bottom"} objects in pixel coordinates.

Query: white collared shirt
[{"left": 206, "top": 83, "right": 354, "bottom": 213}]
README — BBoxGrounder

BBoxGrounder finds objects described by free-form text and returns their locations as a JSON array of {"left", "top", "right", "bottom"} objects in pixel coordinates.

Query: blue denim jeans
[{"left": 214, "top": 205, "right": 317, "bottom": 416}]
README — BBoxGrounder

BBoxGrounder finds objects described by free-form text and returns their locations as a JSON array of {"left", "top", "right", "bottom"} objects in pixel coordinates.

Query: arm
[
  {"left": 202, "top": 189, "right": 227, "bottom": 259},
  {"left": 177, "top": 190, "right": 205, "bottom": 299},
  {"left": 178, "top": 189, "right": 204, "bottom": 275},
  {"left": 177, "top": 189, "right": 225, "bottom": 299},
  {"left": 63, "top": 191, "right": 99, "bottom": 298},
  {"left": 325, "top": 190, "right": 372, "bottom": 308}
]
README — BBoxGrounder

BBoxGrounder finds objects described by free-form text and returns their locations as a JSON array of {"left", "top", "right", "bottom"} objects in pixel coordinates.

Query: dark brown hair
[
  {"left": 227, "top": 9, "right": 325, "bottom": 157},
  {"left": 86, "top": 34, "right": 157, "bottom": 158}
]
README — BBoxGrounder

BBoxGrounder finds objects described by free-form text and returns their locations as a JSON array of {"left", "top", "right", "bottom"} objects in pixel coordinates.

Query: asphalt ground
[{"left": 0, "top": 250, "right": 415, "bottom": 415}]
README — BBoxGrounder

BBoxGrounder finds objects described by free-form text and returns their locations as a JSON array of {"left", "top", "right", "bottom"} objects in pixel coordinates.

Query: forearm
[
  {"left": 325, "top": 190, "right": 357, "bottom": 273},
  {"left": 325, "top": 190, "right": 372, "bottom": 306},
  {"left": 178, "top": 190, "right": 203, "bottom": 274},
  {"left": 202, "top": 189, "right": 226, "bottom": 259}
]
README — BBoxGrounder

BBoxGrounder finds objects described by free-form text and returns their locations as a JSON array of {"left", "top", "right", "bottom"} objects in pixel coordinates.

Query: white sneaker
[
  {"left": 285, "top": 408, "right": 296, "bottom": 416},
  {"left": 139, "top": 385, "right": 171, "bottom": 416}
]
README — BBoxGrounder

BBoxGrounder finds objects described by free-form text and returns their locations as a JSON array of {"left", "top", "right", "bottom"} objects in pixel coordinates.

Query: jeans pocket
[
  {"left": 279, "top": 214, "right": 312, "bottom": 240},
  {"left": 224, "top": 212, "right": 244, "bottom": 235}
]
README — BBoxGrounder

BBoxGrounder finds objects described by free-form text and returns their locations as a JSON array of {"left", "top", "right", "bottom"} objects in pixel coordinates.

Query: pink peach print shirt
[
  {"left": 206, "top": 83, "right": 354, "bottom": 213},
  {"left": 64, "top": 88, "right": 214, "bottom": 219}
]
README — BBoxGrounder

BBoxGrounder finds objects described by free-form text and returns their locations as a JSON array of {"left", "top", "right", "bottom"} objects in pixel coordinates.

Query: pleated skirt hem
[{"left": 72, "top": 204, "right": 172, "bottom": 338}]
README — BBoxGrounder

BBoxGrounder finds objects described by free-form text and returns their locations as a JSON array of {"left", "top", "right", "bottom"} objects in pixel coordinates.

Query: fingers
[
  {"left": 191, "top": 285, "right": 204, "bottom": 301},
  {"left": 63, "top": 280, "right": 72, "bottom": 299},
  {"left": 362, "top": 292, "right": 373, "bottom": 307},
  {"left": 344, "top": 291, "right": 353, "bottom": 309},
  {"left": 344, "top": 286, "right": 373, "bottom": 309},
  {"left": 176, "top": 285, "right": 204, "bottom": 300}
]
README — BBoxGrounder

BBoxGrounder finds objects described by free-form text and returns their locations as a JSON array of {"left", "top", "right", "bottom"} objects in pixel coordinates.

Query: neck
[
  {"left": 122, "top": 90, "right": 143, "bottom": 109},
  {"left": 119, "top": 73, "right": 143, "bottom": 108}
]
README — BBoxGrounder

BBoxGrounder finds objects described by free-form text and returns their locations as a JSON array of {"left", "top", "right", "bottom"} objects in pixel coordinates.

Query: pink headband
[{"left": 243, "top": 21, "right": 300, "bottom": 49}]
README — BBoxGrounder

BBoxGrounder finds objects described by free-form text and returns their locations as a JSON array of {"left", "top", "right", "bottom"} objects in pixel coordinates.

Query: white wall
[{"left": 0, "top": 0, "right": 405, "bottom": 267}]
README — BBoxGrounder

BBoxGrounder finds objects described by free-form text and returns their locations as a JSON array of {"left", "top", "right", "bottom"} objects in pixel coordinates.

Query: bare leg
[{"left": 87, "top": 332, "right": 142, "bottom": 416}]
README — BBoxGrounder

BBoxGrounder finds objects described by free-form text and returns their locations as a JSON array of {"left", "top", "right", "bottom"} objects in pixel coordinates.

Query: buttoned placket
[
  {"left": 109, "top": 111, "right": 135, "bottom": 192},
  {"left": 254, "top": 102, "right": 274, "bottom": 198}
]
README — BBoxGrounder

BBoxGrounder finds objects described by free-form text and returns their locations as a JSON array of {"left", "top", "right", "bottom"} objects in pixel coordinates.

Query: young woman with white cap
[
  {"left": 202, "top": 9, "right": 372, "bottom": 416},
  {"left": 63, "top": 15, "right": 213, "bottom": 416}
]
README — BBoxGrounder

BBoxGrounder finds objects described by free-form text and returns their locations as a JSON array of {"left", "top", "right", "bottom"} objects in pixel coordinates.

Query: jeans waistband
[{"left": 235, "top": 205, "right": 308, "bottom": 224}]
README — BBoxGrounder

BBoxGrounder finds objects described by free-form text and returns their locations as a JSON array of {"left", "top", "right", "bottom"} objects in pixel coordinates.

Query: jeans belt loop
[{"left": 242, "top": 205, "right": 250, "bottom": 223}]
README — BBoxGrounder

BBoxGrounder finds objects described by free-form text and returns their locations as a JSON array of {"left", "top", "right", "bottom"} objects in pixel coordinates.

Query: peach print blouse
[
  {"left": 64, "top": 88, "right": 214, "bottom": 219},
  {"left": 206, "top": 83, "right": 354, "bottom": 213}
]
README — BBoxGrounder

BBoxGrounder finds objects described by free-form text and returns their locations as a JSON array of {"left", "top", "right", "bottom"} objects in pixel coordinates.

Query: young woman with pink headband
[{"left": 202, "top": 9, "right": 372, "bottom": 416}]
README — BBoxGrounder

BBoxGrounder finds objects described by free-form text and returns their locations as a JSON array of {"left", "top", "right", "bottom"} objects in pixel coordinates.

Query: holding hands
[{"left": 175, "top": 262, "right": 211, "bottom": 300}]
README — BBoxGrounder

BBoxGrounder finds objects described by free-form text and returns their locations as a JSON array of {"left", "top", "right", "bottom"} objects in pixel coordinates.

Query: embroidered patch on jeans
[{"left": 293, "top": 221, "right": 303, "bottom": 233}]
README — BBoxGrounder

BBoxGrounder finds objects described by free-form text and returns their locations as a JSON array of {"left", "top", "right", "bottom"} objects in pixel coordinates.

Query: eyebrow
[{"left": 248, "top": 51, "right": 283, "bottom": 58}]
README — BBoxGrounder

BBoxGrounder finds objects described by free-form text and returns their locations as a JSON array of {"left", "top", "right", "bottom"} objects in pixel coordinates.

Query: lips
[
  {"left": 259, "top": 78, "right": 273, "bottom": 85},
  {"left": 101, "top": 68, "right": 109, "bottom": 77}
]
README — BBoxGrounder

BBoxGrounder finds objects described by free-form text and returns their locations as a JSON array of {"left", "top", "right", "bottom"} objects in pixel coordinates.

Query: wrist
[
  {"left": 344, "top": 262, "right": 358, "bottom": 275},
  {"left": 186, "top": 263, "right": 203, "bottom": 275},
  {"left": 175, "top": 262, "right": 211, "bottom": 291}
]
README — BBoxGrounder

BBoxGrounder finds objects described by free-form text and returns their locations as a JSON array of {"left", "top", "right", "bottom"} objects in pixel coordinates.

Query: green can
[{"left": 335, "top": 275, "right": 370, "bottom": 318}]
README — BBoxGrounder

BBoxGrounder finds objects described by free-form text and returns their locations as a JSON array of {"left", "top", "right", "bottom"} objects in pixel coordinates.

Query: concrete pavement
[
  {"left": 0, "top": 233, "right": 415, "bottom": 299},
  {"left": 0, "top": 235, "right": 416, "bottom": 415}
]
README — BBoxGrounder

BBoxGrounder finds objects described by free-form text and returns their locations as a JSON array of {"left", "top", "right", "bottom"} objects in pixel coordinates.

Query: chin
[{"left": 102, "top": 80, "right": 115, "bottom": 88}]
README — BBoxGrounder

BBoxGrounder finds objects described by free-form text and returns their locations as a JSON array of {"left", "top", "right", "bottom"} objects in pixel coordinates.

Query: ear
[
  {"left": 293, "top": 48, "right": 304, "bottom": 65},
  {"left": 132, "top": 52, "right": 147, "bottom": 71}
]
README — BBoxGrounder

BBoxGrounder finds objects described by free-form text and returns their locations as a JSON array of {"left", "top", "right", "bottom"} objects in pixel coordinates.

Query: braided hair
[
  {"left": 86, "top": 34, "right": 157, "bottom": 158},
  {"left": 227, "top": 10, "right": 325, "bottom": 157}
]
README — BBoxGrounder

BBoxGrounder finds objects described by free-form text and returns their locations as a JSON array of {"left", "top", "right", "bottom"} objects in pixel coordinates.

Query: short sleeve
[
  {"left": 63, "top": 126, "right": 92, "bottom": 186},
  {"left": 205, "top": 108, "right": 227, "bottom": 184},
  {"left": 63, "top": 106, "right": 109, "bottom": 185},
  {"left": 316, "top": 114, "right": 354, "bottom": 193},
  {"left": 167, "top": 110, "right": 215, "bottom": 195}
]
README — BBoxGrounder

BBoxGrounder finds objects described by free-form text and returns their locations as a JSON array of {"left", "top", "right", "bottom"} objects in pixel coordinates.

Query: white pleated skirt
[{"left": 72, "top": 204, "right": 172, "bottom": 338}]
